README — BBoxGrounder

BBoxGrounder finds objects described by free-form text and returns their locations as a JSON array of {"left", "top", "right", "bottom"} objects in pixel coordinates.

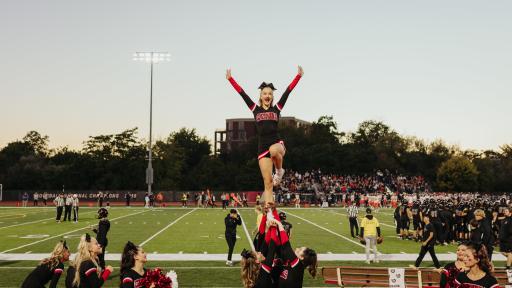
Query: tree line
[{"left": 0, "top": 116, "right": 510, "bottom": 193}]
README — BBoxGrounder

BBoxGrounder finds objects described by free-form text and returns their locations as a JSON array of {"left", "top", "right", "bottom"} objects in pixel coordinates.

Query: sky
[{"left": 0, "top": 1, "right": 511, "bottom": 151}]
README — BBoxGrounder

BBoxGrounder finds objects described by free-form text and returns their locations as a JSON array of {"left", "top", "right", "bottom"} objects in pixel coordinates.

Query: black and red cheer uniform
[
  {"left": 78, "top": 260, "right": 111, "bottom": 287},
  {"left": 277, "top": 230, "right": 306, "bottom": 288},
  {"left": 21, "top": 261, "right": 65, "bottom": 288},
  {"left": 228, "top": 74, "right": 302, "bottom": 159},
  {"left": 253, "top": 240, "right": 277, "bottom": 288},
  {"left": 120, "top": 268, "right": 147, "bottom": 288}
]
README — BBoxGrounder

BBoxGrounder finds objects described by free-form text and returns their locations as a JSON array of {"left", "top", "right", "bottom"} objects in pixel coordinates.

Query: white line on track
[
  {"left": 283, "top": 210, "right": 366, "bottom": 250},
  {"left": 237, "top": 209, "right": 255, "bottom": 251},
  {"left": 139, "top": 208, "right": 197, "bottom": 247},
  {"left": 0, "top": 210, "right": 149, "bottom": 253},
  {"left": 0, "top": 211, "right": 96, "bottom": 230}
]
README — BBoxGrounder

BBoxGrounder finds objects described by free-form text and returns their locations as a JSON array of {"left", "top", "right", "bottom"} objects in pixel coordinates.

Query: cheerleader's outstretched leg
[{"left": 270, "top": 142, "right": 286, "bottom": 186}]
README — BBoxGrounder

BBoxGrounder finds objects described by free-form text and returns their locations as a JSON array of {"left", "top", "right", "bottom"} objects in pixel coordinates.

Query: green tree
[{"left": 437, "top": 156, "right": 479, "bottom": 192}]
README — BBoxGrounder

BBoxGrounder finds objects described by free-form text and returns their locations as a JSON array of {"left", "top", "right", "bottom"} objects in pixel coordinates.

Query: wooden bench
[
  {"left": 493, "top": 268, "right": 511, "bottom": 287},
  {"left": 322, "top": 266, "right": 439, "bottom": 287},
  {"left": 322, "top": 266, "right": 511, "bottom": 288}
]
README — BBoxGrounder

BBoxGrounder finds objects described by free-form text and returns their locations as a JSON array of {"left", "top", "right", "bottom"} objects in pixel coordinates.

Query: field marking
[
  {"left": 0, "top": 209, "right": 55, "bottom": 217},
  {"left": 0, "top": 211, "right": 96, "bottom": 230},
  {"left": 323, "top": 210, "right": 396, "bottom": 228},
  {"left": 283, "top": 210, "right": 366, "bottom": 250},
  {"left": 237, "top": 209, "right": 255, "bottom": 251},
  {"left": 0, "top": 210, "right": 148, "bottom": 253},
  {"left": 139, "top": 208, "right": 197, "bottom": 247}
]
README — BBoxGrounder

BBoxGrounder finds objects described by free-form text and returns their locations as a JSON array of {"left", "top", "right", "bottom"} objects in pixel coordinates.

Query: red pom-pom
[{"left": 142, "top": 268, "right": 173, "bottom": 288}]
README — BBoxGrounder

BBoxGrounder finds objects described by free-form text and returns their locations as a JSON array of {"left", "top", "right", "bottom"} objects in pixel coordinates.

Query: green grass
[{"left": 0, "top": 206, "right": 504, "bottom": 287}]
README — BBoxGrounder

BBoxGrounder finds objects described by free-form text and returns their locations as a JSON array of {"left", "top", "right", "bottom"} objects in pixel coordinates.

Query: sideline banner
[{"left": 388, "top": 268, "right": 405, "bottom": 288}]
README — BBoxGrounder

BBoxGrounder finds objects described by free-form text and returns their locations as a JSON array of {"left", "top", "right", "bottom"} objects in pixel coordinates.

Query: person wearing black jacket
[
  {"left": 92, "top": 208, "right": 110, "bottom": 269},
  {"left": 471, "top": 209, "right": 494, "bottom": 261},
  {"left": 499, "top": 207, "right": 512, "bottom": 269},
  {"left": 225, "top": 209, "right": 241, "bottom": 266},
  {"left": 439, "top": 205, "right": 453, "bottom": 245}
]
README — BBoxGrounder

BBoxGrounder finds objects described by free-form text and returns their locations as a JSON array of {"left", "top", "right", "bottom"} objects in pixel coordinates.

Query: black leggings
[
  {"left": 98, "top": 244, "right": 107, "bottom": 269},
  {"left": 225, "top": 234, "right": 236, "bottom": 261}
]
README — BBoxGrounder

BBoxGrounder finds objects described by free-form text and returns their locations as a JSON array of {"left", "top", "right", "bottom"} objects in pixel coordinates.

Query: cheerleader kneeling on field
[{"left": 21, "top": 240, "right": 70, "bottom": 288}]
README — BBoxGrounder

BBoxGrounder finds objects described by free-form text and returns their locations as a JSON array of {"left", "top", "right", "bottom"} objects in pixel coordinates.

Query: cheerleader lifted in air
[{"left": 226, "top": 66, "right": 303, "bottom": 206}]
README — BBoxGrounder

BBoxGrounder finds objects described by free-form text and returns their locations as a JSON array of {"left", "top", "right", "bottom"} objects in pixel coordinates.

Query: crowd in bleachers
[{"left": 274, "top": 169, "right": 431, "bottom": 207}]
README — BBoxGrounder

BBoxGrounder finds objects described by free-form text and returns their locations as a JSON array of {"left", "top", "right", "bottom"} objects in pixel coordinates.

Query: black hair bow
[
  {"left": 241, "top": 249, "right": 254, "bottom": 259},
  {"left": 62, "top": 240, "right": 68, "bottom": 250},
  {"left": 258, "top": 82, "right": 276, "bottom": 90},
  {"left": 85, "top": 233, "right": 91, "bottom": 242}
]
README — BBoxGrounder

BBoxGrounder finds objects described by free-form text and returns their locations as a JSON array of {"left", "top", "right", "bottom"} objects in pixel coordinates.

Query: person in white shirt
[
  {"left": 72, "top": 194, "right": 79, "bottom": 223},
  {"left": 64, "top": 194, "right": 73, "bottom": 221},
  {"left": 54, "top": 194, "right": 64, "bottom": 223}
]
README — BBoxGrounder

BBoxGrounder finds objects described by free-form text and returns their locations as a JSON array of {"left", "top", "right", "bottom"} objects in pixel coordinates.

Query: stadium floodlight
[
  {"left": 133, "top": 52, "right": 171, "bottom": 63},
  {"left": 133, "top": 52, "right": 171, "bottom": 196}
]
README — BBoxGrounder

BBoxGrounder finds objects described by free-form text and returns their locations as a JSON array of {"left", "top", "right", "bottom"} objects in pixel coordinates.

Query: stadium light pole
[{"left": 133, "top": 52, "right": 171, "bottom": 197}]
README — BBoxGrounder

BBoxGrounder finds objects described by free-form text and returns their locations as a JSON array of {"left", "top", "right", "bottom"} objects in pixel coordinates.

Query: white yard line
[
  {"left": 0, "top": 210, "right": 148, "bottom": 253},
  {"left": 237, "top": 209, "right": 255, "bottom": 250},
  {"left": 0, "top": 211, "right": 96, "bottom": 230},
  {"left": 139, "top": 209, "right": 197, "bottom": 247},
  {"left": 283, "top": 210, "right": 366, "bottom": 250}
]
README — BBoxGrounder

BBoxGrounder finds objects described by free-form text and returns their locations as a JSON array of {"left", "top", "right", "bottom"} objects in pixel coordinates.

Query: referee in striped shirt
[{"left": 347, "top": 202, "right": 359, "bottom": 237}]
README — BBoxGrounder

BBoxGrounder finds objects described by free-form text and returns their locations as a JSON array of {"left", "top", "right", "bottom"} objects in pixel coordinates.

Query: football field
[{"left": 0, "top": 206, "right": 506, "bottom": 287}]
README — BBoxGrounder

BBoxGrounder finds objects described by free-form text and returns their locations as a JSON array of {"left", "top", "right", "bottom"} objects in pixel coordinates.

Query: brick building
[{"left": 214, "top": 117, "right": 311, "bottom": 155}]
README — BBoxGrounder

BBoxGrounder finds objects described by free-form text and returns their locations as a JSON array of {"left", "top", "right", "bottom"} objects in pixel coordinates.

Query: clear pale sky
[{"left": 1, "top": 1, "right": 511, "bottom": 151}]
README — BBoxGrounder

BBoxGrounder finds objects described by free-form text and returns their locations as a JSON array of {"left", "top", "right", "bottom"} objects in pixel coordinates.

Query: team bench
[{"left": 321, "top": 266, "right": 511, "bottom": 287}]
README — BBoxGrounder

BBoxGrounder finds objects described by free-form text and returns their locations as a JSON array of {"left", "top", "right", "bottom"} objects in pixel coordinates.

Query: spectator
[
  {"left": 33, "top": 192, "right": 39, "bottom": 206},
  {"left": 22, "top": 192, "right": 29, "bottom": 207}
]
